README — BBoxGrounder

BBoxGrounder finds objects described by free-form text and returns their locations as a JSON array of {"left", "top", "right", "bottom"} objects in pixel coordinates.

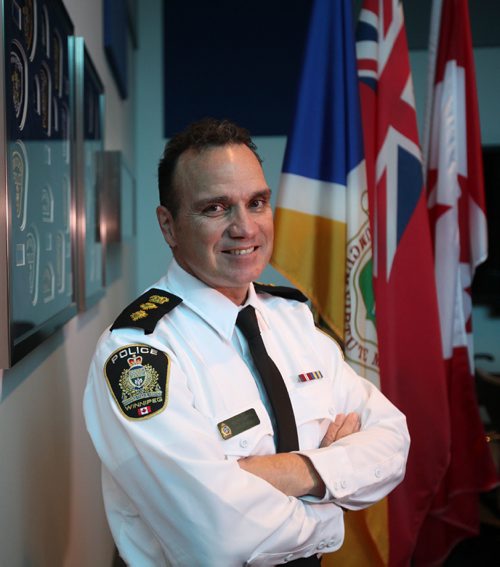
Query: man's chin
[{"left": 232, "top": 266, "right": 266, "bottom": 286}]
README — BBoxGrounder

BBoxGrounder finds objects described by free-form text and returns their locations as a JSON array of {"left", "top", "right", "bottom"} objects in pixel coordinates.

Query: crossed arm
[{"left": 238, "top": 412, "right": 361, "bottom": 497}]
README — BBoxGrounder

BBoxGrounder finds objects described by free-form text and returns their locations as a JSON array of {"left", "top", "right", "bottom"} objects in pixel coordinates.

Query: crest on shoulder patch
[{"left": 104, "top": 344, "right": 170, "bottom": 420}]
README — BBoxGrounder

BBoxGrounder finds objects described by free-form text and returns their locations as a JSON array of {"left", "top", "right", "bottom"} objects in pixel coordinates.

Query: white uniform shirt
[{"left": 84, "top": 260, "right": 410, "bottom": 567}]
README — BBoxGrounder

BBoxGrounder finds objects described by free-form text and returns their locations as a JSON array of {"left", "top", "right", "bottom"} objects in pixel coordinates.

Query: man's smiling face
[{"left": 157, "top": 144, "right": 274, "bottom": 305}]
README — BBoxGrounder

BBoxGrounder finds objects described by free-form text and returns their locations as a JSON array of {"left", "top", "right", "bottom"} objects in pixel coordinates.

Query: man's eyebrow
[
  {"left": 251, "top": 188, "right": 272, "bottom": 199},
  {"left": 245, "top": 188, "right": 273, "bottom": 203},
  {"left": 192, "top": 188, "right": 272, "bottom": 210},
  {"left": 192, "top": 195, "right": 232, "bottom": 209}
]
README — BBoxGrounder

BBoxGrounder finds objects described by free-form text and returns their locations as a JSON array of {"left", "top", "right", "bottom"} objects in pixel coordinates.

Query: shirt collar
[
  {"left": 160, "top": 259, "right": 270, "bottom": 341},
  {"left": 242, "top": 283, "right": 271, "bottom": 331}
]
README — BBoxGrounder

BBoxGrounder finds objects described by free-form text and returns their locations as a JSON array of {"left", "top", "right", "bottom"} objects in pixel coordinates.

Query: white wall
[{"left": 0, "top": 1, "right": 137, "bottom": 565}]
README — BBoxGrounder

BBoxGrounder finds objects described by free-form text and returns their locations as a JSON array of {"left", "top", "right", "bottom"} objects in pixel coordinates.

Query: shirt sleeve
[
  {"left": 84, "top": 331, "right": 345, "bottom": 566},
  {"left": 297, "top": 330, "right": 410, "bottom": 509}
]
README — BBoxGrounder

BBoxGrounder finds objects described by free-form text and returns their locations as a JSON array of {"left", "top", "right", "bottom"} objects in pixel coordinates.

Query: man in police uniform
[{"left": 84, "top": 118, "right": 410, "bottom": 566}]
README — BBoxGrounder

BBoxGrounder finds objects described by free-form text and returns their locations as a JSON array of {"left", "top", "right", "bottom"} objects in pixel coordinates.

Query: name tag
[{"left": 217, "top": 408, "right": 260, "bottom": 440}]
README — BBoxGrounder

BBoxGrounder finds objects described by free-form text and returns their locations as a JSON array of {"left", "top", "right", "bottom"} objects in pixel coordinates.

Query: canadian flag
[
  {"left": 137, "top": 406, "right": 152, "bottom": 417},
  {"left": 419, "top": 0, "right": 498, "bottom": 563}
]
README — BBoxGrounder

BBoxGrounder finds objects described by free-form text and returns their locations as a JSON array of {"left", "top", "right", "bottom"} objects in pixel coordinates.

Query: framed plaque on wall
[
  {"left": 71, "top": 37, "right": 105, "bottom": 311},
  {"left": 0, "top": 0, "right": 76, "bottom": 368}
]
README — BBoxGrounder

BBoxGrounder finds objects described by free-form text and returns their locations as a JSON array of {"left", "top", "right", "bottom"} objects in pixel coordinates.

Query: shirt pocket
[
  {"left": 211, "top": 401, "right": 275, "bottom": 459},
  {"left": 290, "top": 376, "right": 336, "bottom": 450}
]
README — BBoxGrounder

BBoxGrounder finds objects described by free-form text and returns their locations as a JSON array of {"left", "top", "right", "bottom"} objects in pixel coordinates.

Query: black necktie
[
  {"left": 236, "top": 306, "right": 321, "bottom": 566},
  {"left": 236, "top": 305, "right": 299, "bottom": 453}
]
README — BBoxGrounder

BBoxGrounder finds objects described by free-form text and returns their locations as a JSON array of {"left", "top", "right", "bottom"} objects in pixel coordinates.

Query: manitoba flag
[{"left": 356, "top": 1, "right": 450, "bottom": 564}]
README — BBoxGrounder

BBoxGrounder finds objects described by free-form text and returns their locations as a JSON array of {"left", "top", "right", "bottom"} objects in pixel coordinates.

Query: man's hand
[{"left": 320, "top": 412, "right": 361, "bottom": 448}]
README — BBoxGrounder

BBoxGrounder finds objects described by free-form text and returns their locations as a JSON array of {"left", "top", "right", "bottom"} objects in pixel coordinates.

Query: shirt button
[
  {"left": 284, "top": 553, "right": 294, "bottom": 562},
  {"left": 328, "top": 538, "right": 337, "bottom": 546},
  {"left": 239, "top": 439, "right": 248, "bottom": 448},
  {"left": 317, "top": 541, "right": 326, "bottom": 550},
  {"left": 341, "top": 480, "right": 347, "bottom": 488},
  {"left": 329, "top": 407, "right": 336, "bottom": 416},
  {"left": 375, "top": 468, "right": 382, "bottom": 478}
]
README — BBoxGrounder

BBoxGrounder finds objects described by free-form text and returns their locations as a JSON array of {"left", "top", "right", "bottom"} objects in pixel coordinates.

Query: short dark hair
[{"left": 158, "top": 118, "right": 263, "bottom": 217}]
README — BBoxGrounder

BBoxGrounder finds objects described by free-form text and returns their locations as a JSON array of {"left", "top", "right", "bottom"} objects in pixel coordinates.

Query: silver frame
[
  {"left": 0, "top": 0, "right": 9, "bottom": 366},
  {"left": 71, "top": 37, "right": 106, "bottom": 311}
]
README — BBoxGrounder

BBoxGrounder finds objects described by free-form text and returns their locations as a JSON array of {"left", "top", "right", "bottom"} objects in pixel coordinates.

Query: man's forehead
[
  {"left": 177, "top": 143, "right": 253, "bottom": 168},
  {"left": 175, "top": 144, "right": 264, "bottom": 189}
]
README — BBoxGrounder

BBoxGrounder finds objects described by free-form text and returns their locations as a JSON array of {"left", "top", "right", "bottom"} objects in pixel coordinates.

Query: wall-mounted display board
[
  {"left": 96, "top": 150, "right": 136, "bottom": 246},
  {"left": 71, "top": 37, "right": 105, "bottom": 311},
  {"left": 88, "top": 150, "right": 136, "bottom": 290},
  {"left": 0, "top": 0, "right": 76, "bottom": 368},
  {"left": 120, "top": 154, "right": 136, "bottom": 242}
]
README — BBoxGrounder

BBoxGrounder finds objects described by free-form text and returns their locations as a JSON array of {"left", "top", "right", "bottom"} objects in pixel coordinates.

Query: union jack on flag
[
  {"left": 357, "top": 0, "right": 424, "bottom": 281},
  {"left": 356, "top": 1, "right": 449, "bottom": 565}
]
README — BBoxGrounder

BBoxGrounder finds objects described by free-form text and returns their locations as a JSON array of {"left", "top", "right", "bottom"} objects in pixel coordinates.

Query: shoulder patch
[
  {"left": 104, "top": 344, "right": 170, "bottom": 420},
  {"left": 253, "top": 282, "right": 308, "bottom": 303},
  {"left": 110, "top": 288, "right": 182, "bottom": 334}
]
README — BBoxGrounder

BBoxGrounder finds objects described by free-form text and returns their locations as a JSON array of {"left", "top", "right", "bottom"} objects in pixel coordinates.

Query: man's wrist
[{"left": 296, "top": 453, "right": 326, "bottom": 497}]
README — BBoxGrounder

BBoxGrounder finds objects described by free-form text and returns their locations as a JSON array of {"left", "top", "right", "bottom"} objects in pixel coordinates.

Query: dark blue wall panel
[{"left": 163, "top": 0, "right": 312, "bottom": 136}]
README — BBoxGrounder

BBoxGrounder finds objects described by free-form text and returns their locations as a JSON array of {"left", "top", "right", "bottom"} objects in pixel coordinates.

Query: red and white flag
[
  {"left": 356, "top": 1, "right": 450, "bottom": 564},
  {"left": 419, "top": 0, "right": 498, "bottom": 562}
]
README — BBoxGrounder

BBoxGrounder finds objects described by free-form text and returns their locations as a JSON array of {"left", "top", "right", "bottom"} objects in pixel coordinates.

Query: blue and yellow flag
[
  {"left": 272, "top": 0, "right": 379, "bottom": 384},
  {"left": 272, "top": 0, "right": 384, "bottom": 564}
]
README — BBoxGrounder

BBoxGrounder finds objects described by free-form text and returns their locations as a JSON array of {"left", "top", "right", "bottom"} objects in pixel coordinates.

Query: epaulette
[
  {"left": 110, "top": 288, "right": 182, "bottom": 334},
  {"left": 253, "top": 282, "right": 308, "bottom": 303}
]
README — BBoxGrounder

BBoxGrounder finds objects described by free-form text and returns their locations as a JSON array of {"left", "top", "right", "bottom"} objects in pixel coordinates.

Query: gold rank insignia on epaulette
[
  {"left": 253, "top": 282, "right": 308, "bottom": 303},
  {"left": 110, "top": 288, "right": 182, "bottom": 334}
]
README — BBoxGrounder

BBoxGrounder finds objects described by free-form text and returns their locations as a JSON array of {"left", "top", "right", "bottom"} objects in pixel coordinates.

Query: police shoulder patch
[
  {"left": 253, "top": 282, "right": 308, "bottom": 303},
  {"left": 111, "top": 288, "right": 182, "bottom": 334},
  {"left": 104, "top": 344, "right": 170, "bottom": 420}
]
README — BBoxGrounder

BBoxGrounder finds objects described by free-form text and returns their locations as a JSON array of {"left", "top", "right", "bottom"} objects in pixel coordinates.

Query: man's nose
[{"left": 227, "top": 207, "right": 257, "bottom": 238}]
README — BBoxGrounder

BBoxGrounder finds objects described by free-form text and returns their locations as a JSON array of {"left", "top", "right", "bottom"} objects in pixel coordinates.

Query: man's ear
[{"left": 156, "top": 205, "right": 177, "bottom": 248}]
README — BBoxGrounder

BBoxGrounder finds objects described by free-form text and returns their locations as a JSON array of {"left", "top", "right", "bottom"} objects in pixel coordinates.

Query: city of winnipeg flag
[
  {"left": 272, "top": 0, "right": 385, "bottom": 564},
  {"left": 272, "top": 0, "right": 379, "bottom": 385}
]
